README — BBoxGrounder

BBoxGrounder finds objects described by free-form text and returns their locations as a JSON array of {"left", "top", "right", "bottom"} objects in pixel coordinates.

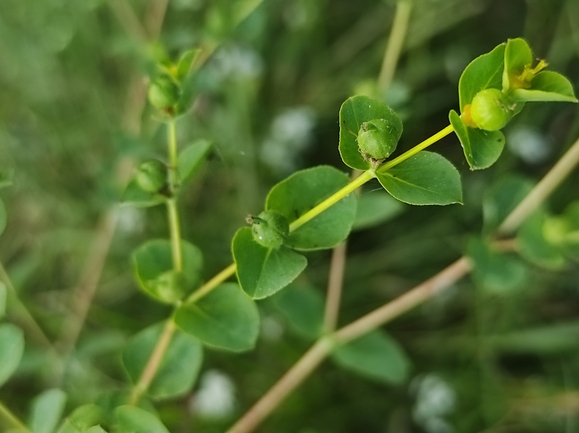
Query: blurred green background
[{"left": 1, "top": 0, "right": 579, "bottom": 431}]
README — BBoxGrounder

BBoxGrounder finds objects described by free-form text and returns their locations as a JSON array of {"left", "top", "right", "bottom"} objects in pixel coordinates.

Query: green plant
[{"left": 1, "top": 4, "right": 579, "bottom": 432}]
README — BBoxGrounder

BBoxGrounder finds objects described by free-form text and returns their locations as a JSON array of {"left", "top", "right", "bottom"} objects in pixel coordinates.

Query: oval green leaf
[
  {"left": 115, "top": 406, "right": 169, "bottom": 433},
  {"left": 0, "top": 323, "right": 25, "bottom": 388},
  {"left": 176, "top": 49, "right": 201, "bottom": 80},
  {"left": 232, "top": 228, "right": 307, "bottom": 299},
  {"left": 511, "top": 71, "right": 578, "bottom": 103},
  {"left": 132, "top": 239, "right": 203, "bottom": 304},
  {"left": 449, "top": 109, "right": 505, "bottom": 170},
  {"left": 338, "top": 95, "right": 402, "bottom": 170},
  {"left": 121, "top": 179, "right": 166, "bottom": 208},
  {"left": 29, "top": 389, "right": 67, "bottom": 433},
  {"left": 56, "top": 404, "right": 106, "bottom": 433},
  {"left": 266, "top": 166, "right": 358, "bottom": 250},
  {"left": 502, "top": 38, "right": 533, "bottom": 91},
  {"left": 175, "top": 283, "right": 260, "bottom": 352},
  {"left": 468, "top": 237, "right": 528, "bottom": 294},
  {"left": 375, "top": 151, "right": 462, "bottom": 206},
  {"left": 123, "top": 322, "right": 203, "bottom": 400},
  {"left": 332, "top": 330, "right": 411, "bottom": 385},
  {"left": 177, "top": 139, "right": 212, "bottom": 187},
  {"left": 517, "top": 212, "right": 566, "bottom": 270},
  {"left": 0, "top": 198, "right": 7, "bottom": 236},
  {"left": 353, "top": 190, "right": 405, "bottom": 231},
  {"left": 273, "top": 284, "right": 324, "bottom": 340},
  {"left": 459, "top": 43, "right": 505, "bottom": 111}
]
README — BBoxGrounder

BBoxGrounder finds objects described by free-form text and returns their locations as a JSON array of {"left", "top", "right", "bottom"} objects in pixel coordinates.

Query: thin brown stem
[
  {"left": 129, "top": 319, "right": 176, "bottom": 405},
  {"left": 499, "top": 136, "right": 579, "bottom": 234},
  {"left": 377, "top": 0, "right": 413, "bottom": 95},
  {"left": 226, "top": 338, "right": 334, "bottom": 433},
  {"left": 57, "top": 209, "right": 119, "bottom": 357},
  {"left": 323, "top": 242, "right": 348, "bottom": 333}
]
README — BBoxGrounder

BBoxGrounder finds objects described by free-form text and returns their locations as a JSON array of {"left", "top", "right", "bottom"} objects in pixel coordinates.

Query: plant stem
[
  {"left": 377, "top": 124, "right": 455, "bottom": 172},
  {"left": 226, "top": 338, "right": 334, "bottom": 433},
  {"left": 377, "top": 0, "right": 413, "bottom": 96},
  {"left": 323, "top": 242, "right": 348, "bottom": 333},
  {"left": 167, "top": 120, "right": 183, "bottom": 272},
  {"left": 0, "top": 401, "right": 29, "bottom": 433},
  {"left": 227, "top": 132, "right": 579, "bottom": 433},
  {"left": 129, "top": 318, "right": 176, "bottom": 405},
  {"left": 185, "top": 263, "right": 237, "bottom": 304},
  {"left": 498, "top": 136, "right": 579, "bottom": 234}
]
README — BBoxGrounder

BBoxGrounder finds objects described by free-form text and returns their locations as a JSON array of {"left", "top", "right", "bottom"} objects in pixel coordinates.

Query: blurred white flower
[
  {"left": 260, "top": 107, "right": 316, "bottom": 175},
  {"left": 507, "top": 126, "right": 551, "bottom": 165},
  {"left": 191, "top": 370, "right": 236, "bottom": 419},
  {"left": 411, "top": 373, "right": 456, "bottom": 433}
]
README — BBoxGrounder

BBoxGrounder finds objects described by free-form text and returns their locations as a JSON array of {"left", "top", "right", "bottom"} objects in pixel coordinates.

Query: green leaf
[
  {"left": 353, "top": 190, "right": 405, "bottom": 231},
  {"left": 502, "top": 38, "right": 533, "bottom": 91},
  {"left": 483, "top": 176, "right": 534, "bottom": 231},
  {"left": 177, "top": 139, "right": 212, "bottom": 187},
  {"left": 232, "top": 228, "right": 307, "bottom": 299},
  {"left": 115, "top": 406, "right": 169, "bottom": 433},
  {"left": 29, "top": 389, "right": 67, "bottom": 433},
  {"left": 175, "top": 283, "right": 260, "bottom": 352},
  {"left": 0, "top": 323, "right": 25, "bottom": 387},
  {"left": 86, "top": 427, "right": 107, "bottom": 433},
  {"left": 121, "top": 179, "right": 166, "bottom": 208},
  {"left": 375, "top": 151, "right": 462, "bottom": 206},
  {"left": 0, "top": 168, "right": 14, "bottom": 189},
  {"left": 176, "top": 49, "right": 201, "bottom": 80},
  {"left": 511, "top": 71, "right": 578, "bottom": 103},
  {"left": 0, "top": 282, "right": 6, "bottom": 320},
  {"left": 56, "top": 405, "right": 106, "bottom": 433},
  {"left": 332, "top": 331, "right": 410, "bottom": 385},
  {"left": 338, "top": 95, "right": 402, "bottom": 170},
  {"left": 132, "top": 239, "right": 203, "bottom": 304},
  {"left": 0, "top": 198, "right": 7, "bottom": 236},
  {"left": 266, "top": 166, "right": 358, "bottom": 250},
  {"left": 468, "top": 238, "right": 527, "bottom": 294},
  {"left": 458, "top": 43, "right": 505, "bottom": 111},
  {"left": 517, "top": 212, "right": 566, "bottom": 270},
  {"left": 491, "top": 321, "right": 579, "bottom": 355},
  {"left": 273, "top": 284, "right": 324, "bottom": 340},
  {"left": 449, "top": 110, "right": 506, "bottom": 170},
  {"left": 123, "top": 322, "right": 203, "bottom": 400}
]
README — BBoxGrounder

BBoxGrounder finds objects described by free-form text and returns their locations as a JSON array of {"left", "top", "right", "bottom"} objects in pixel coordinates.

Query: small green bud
[
  {"left": 149, "top": 270, "right": 187, "bottom": 303},
  {"left": 148, "top": 76, "right": 181, "bottom": 109},
  {"left": 357, "top": 119, "right": 399, "bottom": 160},
  {"left": 248, "top": 210, "right": 289, "bottom": 249},
  {"left": 470, "top": 88, "right": 515, "bottom": 131},
  {"left": 135, "top": 159, "right": 168, "bottom": 193}
]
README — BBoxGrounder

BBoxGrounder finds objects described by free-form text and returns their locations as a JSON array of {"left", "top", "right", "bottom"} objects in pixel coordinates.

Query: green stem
[
  {"left": 128, "top": 318, "right": 177, "bottom": 405},
  {"left": 377, "top": 0, "right": 413, "bottom": 95},
  {"left": 167, "top": 120, "right": 183, "bottom": 272},
  {"left": 0, "top": 401, "right": 29, "bottom": 432},
  {"left": 185, "top": 263, "right": 237, "bottom": 304}
]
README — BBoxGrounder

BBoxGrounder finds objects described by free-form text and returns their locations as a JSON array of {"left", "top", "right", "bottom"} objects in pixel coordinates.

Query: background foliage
[{"left": 1, "top": 0, "right": 579, "bottom": 432}]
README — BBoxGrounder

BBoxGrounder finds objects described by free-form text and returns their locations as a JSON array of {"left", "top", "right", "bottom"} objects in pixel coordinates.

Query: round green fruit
[
  {"left": 470, "top": 88, "right": 515, "bottom": 131},
  {"left": 148, "top": 76, "right": 181, "bottom": 109},
  {"left": 357, "top": 119, "right": 399, "bottom": 160},
  {"left": 249, "top": 210, "right": 289, "bottom": 249},
  {"left": 135, "top": 159, "right": 168, "bottom": 193}
]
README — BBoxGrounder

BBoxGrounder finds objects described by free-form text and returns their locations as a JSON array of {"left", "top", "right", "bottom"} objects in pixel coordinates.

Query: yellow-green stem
[
  {"left": 0, "top": 401, "right": 29, "bottom": 433},
  {"left": 167, "top": 198, "right": 183, "bottom": 271},
  {"left": 377, "top": 124, "right": 454, "bottom": 172},
  {"left": 167, "top": 120, "right": 183, "bottom": 271},
  {"left": 185, "top": 263, "right": 237, "bottom": 304}
]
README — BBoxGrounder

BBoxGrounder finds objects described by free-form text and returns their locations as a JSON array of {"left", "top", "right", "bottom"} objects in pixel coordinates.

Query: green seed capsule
[
  {"left": 357, "top": 119, "right": 399, "bottom": 160},
  {"left": 470, "top": 88, "right": 515, "bottom": 131},
  {"left": 148, "top": 76, "right": 181, "bottom": 109},
  {"left": 249, "top": 210, "right": 289, "bottom": 249},
  {"left": 135, "top": 159, "right": 168, "bottom": 193}
]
